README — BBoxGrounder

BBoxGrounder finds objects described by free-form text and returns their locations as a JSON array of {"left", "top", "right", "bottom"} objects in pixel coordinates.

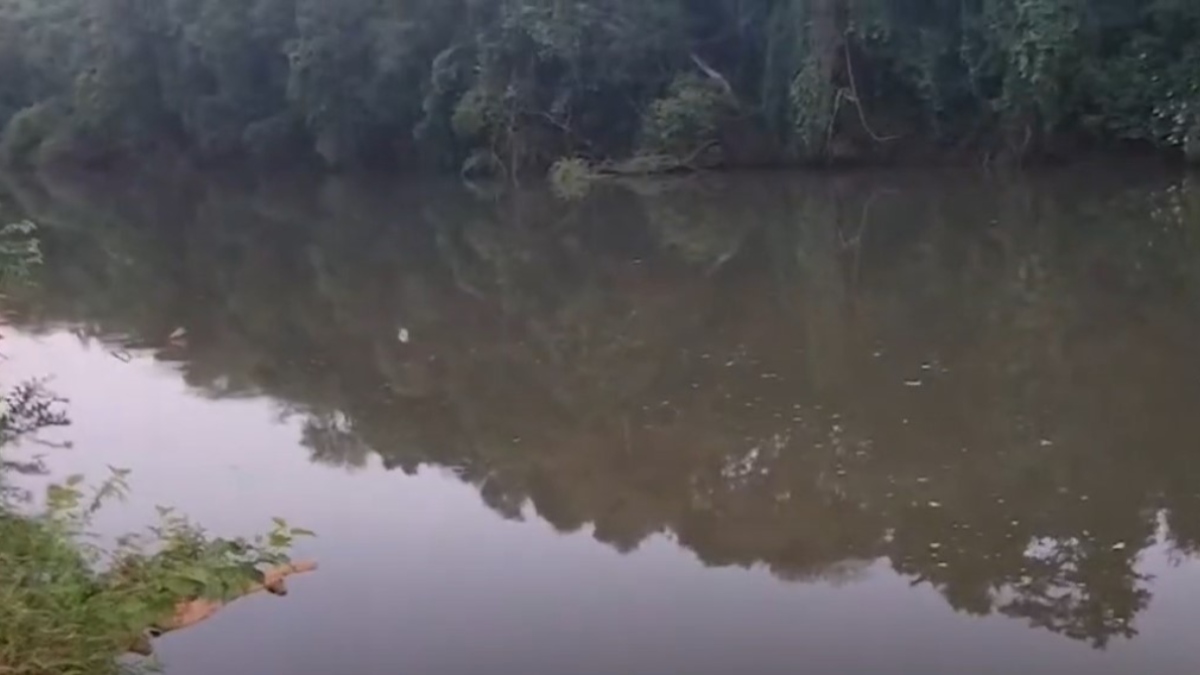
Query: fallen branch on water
[{"left": 128, "top": 560, "right": 319, "bottom": 655}]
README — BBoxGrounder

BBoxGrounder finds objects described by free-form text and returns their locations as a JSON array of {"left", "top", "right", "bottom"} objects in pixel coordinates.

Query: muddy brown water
[{"left": 4, "top": 165, "right": 1200, "bottom": 674}]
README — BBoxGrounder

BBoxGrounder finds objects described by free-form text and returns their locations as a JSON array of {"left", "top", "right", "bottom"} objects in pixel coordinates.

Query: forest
[{"left": 1, "top": 0, "right": 1200, "bottom": 174}]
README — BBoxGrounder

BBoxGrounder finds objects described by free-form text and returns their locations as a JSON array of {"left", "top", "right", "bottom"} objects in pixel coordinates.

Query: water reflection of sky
[
  {"left": 7, "top": 330, "right": 1200, "bottom": 675},
  {"left": 6, "top": 166, "right": 1200, "bottom": 674}
]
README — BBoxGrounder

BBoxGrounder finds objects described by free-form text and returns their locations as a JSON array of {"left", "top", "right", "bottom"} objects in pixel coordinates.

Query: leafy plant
[
  {"left": 640, "top": 75, "right": 738, "bottom": 158},
  {"left": 548, "top": 157, "right": 597, "bottom": 200},
  {"left": 0, "top": 453, "right": 315, "bottom": 674},
  {"left": 0, "top": 220, "right": 42, "bottom": 286}
]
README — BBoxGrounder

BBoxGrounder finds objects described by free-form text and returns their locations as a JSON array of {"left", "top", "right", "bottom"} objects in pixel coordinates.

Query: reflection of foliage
[
  {"left": 1, "top": 215, "right": 63, "bottom": 486},
  {"left": 0, "top": 381, "right": 67, "bottom": 504},
  {"left": 628, "top": 177, "right": 761, "bottom": 271},
  {"left": 999, "top": 540, "right": 1151, "bottom": 648},
  {"left": 0, "top": 219, "right": 41, "bottom": 286},
  {"left": 7, "top": 168, "right": 1200, "bottom": 650},
  {"left": 302, "top": 411, "right": 372, "bottom": 470},
  {"left": 0, "top": 380, "right": 68, "bottom": 447}
]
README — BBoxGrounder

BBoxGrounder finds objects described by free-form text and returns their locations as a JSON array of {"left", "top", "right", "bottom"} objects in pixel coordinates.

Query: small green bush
[
  {"left": 548, "top": 157, "right": 597, "bottom": 200},
  {"left": 0, "top": 480, "right": 313, "bottom": 675},
  {"left": 639, "top": 75, "right": 738, "bottom": 158},
  {"left": 0, "top": 220, "right": 42, "bottom": 287}
]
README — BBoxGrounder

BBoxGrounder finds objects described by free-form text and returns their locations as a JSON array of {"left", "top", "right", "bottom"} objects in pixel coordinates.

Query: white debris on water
[
  {"left": 1112, "top": 542, "right": 1127, "bottom": 551},
  {"left": 904, "top": 379, "right": 924, "bottom": 387},
  {"left": 928, "top": 501, "right": 942, "bottom": 508},
  {"left": 398, "top": 328, "right": 411, "bottom": 343}
]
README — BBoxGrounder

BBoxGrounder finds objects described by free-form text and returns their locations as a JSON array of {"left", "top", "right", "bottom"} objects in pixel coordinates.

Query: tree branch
[{"left": 127, "top": 561, "right": 318, "bottom": 656}]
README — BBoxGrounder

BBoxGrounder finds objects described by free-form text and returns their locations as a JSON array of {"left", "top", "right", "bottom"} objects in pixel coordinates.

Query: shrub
[
  {"left": 548, "top": 157, "right": 597, "bottom": 200},
  {"left": 639, "top": 75, "right": 738, "bottom": 158}
]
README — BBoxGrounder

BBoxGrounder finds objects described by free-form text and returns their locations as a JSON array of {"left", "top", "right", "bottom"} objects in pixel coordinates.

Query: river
[{"left": 3, "top": 165, "right": 1200, "bottom": 674}]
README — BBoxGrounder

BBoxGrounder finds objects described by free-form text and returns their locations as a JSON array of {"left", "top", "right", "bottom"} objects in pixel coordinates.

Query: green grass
[
  {"left": 0, "top": 458, "right": 312, "bottom": 675},
  {"left": 0, "top": 507, "right": 143, "bottom": 674}
]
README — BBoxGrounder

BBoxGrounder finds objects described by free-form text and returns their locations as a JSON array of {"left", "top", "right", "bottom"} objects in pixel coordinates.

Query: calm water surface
[{"left": 4, "top": 167, "right": 1200, "bottom": 674}]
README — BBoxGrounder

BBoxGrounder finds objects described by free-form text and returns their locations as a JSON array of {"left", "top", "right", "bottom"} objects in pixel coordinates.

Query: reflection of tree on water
[
  {"left": 6, "top": 167, "right": 1200, "bottom": 649},
  {"left": 301, "top": 410, "right": 373, "bottom": 470}
]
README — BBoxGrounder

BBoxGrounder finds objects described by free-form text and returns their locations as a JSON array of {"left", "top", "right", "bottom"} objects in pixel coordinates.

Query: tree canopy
[{"left": 1, "top": 0, "right": 1199, "bottom": 172}]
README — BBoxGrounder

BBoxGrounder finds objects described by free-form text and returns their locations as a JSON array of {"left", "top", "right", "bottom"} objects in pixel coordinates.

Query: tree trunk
[
  {"left": 126, "top": 561, "right": 318, "bottom": 656},
  {"left": 809, "top": 0, "right": 843, "bottom": 93}
]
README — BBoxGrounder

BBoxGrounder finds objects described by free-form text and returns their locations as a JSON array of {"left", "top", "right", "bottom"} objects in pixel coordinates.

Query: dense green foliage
[
  {"left": 0, "top": 482, "right": 310, "bottom": 675},
  {"left": 2, "top": 0, "right": 1200, "bottom": 172},
  {"left": 0, "top": 220, "right": 41, "bottom": 286}
]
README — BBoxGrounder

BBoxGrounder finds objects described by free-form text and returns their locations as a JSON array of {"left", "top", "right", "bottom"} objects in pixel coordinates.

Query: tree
[{"left": 3, "top": 0, "right": 1199, "bottom": 170}]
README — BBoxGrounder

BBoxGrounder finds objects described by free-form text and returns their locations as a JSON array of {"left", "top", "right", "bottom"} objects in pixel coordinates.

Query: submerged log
[
  {"left": 127, "top": 560, "right": 318, "bottom": 656},
  {"left": 594, "top": 141, "right": 722, "bottom": 176}
]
